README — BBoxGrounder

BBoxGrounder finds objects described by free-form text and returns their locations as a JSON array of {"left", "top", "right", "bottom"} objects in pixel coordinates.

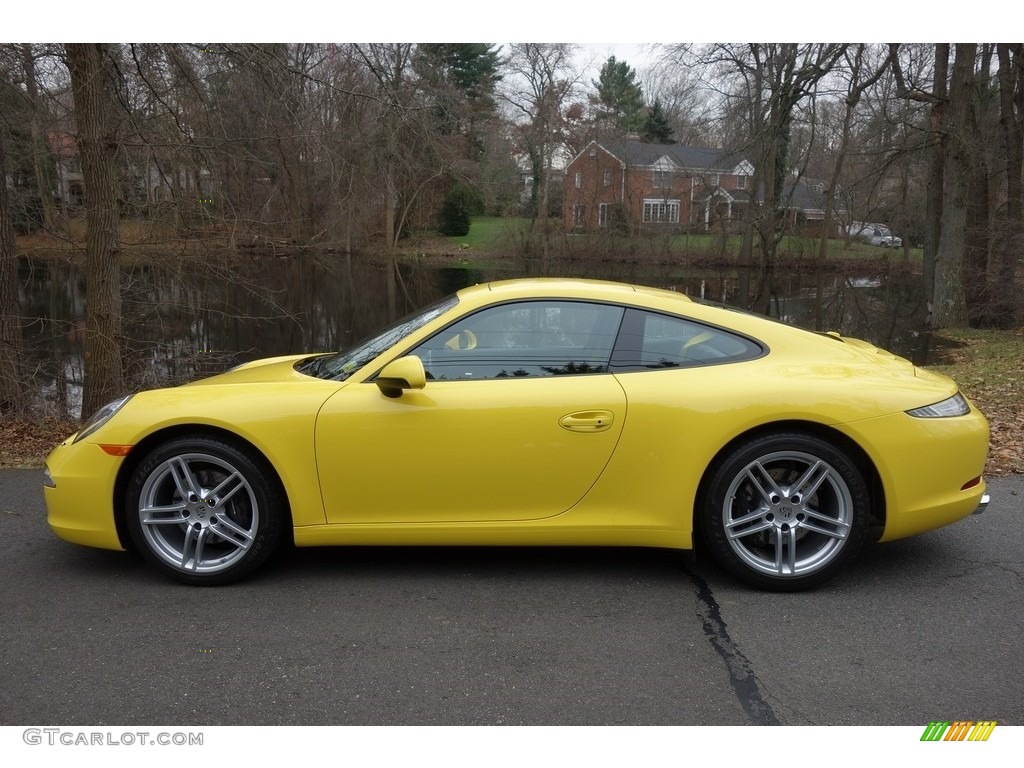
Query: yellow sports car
[{"left": 43, "top": 278, "right": 989, "bottom": 590}]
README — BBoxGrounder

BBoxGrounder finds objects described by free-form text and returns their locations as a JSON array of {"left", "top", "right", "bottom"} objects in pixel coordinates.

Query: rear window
[{"left": 610, "top": 308, "right": 763, "bottom": 371}]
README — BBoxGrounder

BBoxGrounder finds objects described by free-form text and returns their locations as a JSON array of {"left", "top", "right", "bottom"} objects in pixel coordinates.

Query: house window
[
  {"left": 599, "top": 203, "right": 610, "bottom": 228},
  {"left": 693, "top": 175, "right": 703, "bottom": 185},
  {"left": 573, "top": 204, "right": 586, "bottom": 227},
  {"left": 710, "top": 173, "right": 720, "bottom": 186},
  {"left": 642, "top": 199, "right": 680, "bottom": 224},
  {"left": 575, "top": 172, "right": 582, "bottom": 188},
  {"left": 651, "top": 157, "right": 675, "bottom": 190},
  {"left": 603, "top": 170, "right": 612, "bottom": 187},
  {"left": 737, "top": 175, "right": 746, "bottom": 190},
  {"left": 651, "top": 169, "right": 671, "bottom": 190}
]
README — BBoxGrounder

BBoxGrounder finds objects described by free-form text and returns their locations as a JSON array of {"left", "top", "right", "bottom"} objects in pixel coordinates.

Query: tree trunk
[
  {"left": 964, "top": 46, "right": 993, "bottom": 326},
  {"left": 932, "top": 44, "right": 976, "bottom": 329},
  {"left": 922, "top": 44, "right": 949, "bottom": 319},
  {"left": 66, "top": 43, "right": 125, "bottom": 414},
  {"left": 0, "top": 135, "right": 25, "bottom": 413},
  {"left": 994, "top": 44, "right": 1024, "bottom": 328},
  {"left": 21, "top": 44, "right": 59, "bottom": 233}
]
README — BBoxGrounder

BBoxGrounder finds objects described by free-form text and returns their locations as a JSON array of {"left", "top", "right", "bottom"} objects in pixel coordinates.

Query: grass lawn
[
  {"left": 439, "top": 217, "right": 922, "bottom": 263},
  {"left": 441, "top": 217, "right": 531, "bottom": 250}
]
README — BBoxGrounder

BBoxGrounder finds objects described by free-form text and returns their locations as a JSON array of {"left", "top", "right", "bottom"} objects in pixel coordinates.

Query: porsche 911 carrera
[{"left": 43, "top": 278, "right": 990, "bottom": 590}]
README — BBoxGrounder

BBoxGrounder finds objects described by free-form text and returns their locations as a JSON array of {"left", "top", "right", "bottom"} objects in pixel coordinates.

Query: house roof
[
  {"left": 594, "top": 138, "right": 747, "bottom": 173},
  {"left": 697, "top": 176, "right": 842, "bottom": 217},
  {"left": 781, "top": 177, "right": 830, "bottom": 213}
]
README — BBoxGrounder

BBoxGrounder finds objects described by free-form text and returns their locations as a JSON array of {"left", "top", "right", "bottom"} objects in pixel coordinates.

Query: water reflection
[{"left": 17, "top": 255, "right": 926, "bottom": 417}]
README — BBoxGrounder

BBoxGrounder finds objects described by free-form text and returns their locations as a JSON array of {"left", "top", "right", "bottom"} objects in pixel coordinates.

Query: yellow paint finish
[
  {"left": 45, "top": 438, "right": 125, "bottom": 550},
  {"left": 57, "top": 356, "right": 342, "bottom": 533},
  {"left": 292, "top": 521, "right": 688, "bottom": 549},
  {"left": 315, "top": 375, "right": 627, "bottom": 524},
  {"left": 834, "top": 404, "right": 989, "bottom": 541}
]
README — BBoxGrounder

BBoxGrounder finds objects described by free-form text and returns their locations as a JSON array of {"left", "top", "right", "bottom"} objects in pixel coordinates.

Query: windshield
[{"left": 297, "top": 295, "right": 460, "bottom": 381}]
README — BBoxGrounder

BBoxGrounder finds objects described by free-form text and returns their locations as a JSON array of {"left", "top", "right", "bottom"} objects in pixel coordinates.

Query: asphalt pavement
[{"left": 1, "top": 468, "right": 1021, "bottom": 726}]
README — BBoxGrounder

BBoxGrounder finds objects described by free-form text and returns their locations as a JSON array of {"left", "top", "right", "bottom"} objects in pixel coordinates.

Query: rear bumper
[{"left": 836, "top": 406, "right": 989, "bottom": 542}]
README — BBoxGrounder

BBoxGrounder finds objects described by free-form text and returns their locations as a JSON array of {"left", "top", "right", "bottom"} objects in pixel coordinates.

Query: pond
[{"left": 16, "top": 254, "right": 928, "bottom": 418}]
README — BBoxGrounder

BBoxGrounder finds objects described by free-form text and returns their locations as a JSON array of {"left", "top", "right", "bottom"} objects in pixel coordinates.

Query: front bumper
[{"left": 43, "top": 437, "right": 126, "bottom": 551}]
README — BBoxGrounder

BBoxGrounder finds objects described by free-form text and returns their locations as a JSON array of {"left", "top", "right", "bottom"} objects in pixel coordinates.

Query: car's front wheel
[
  {"left": 125, "top": 435, "right": 286, "bottom": 585},
  {"left": 699, "top": 433, "right": 871, "bottom": 591}
]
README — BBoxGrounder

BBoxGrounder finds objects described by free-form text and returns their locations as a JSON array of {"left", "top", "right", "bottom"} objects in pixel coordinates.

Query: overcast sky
[{"left": 10, "top": 3, "right": 996, "bottom": 42}]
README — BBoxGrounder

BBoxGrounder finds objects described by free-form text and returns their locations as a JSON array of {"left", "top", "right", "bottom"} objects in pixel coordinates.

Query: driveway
[{"left": 1, "top": 469, "right": 1021, "bottom": 726}]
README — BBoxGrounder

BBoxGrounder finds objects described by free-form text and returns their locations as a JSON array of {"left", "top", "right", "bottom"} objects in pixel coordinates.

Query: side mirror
[{"left": 376, "top": 356, "right": 427, "bottom": 398}]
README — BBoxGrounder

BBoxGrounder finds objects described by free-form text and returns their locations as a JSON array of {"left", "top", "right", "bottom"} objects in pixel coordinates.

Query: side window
[
  {"left": 410, "top": 301, "right": 624, "bottom": 381},
  {"left": 610, "top": 309, "right": 762, "bottom": 371}
]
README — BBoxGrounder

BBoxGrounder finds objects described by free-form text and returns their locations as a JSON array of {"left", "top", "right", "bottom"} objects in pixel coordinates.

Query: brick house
[{"left": 563, "top": 137, "right": 755, "bottom": 232}]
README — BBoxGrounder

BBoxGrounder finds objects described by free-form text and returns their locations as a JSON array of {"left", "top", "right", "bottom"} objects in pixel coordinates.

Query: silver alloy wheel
[
  {"left": 137, "top": 452, "right": 260, "bottom": 575},
  {"left": 721, "top": 450, "right": 854, "bottom": 578}
]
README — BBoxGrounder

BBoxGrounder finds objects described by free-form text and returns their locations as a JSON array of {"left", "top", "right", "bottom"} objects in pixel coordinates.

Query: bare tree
[
  {"left": 812, "top": 45, "right": 895, "bottom": 329},
  {"left": 0, "top": 110, "right": 24, "bottom": 413},
  {"left": 992, "top": 44, "right": 1024, "bottom": 328},
  {"left": 890, "top": 43, "right": 952, "bottom": 326},
  {"left": 693, "top": 44, "right": 846, "bottom": 310},
  {"left": 642, "top": 46, "right": 714, "bottom": 146},
  {"left": 502, "top": 43, "right": 580, "bottom": 266},
  {"left": 66, "top": 43, "right": 125, "bottom": 413},
  {"left": 930, "top": 44, "right": 977, "bottom": 328},
  {"left": 20, "top": 44, "right": 60, "bottom": 234}
]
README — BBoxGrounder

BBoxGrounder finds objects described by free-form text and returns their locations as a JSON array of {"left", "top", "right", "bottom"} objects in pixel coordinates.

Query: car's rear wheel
[
  {"left": 125, "top": 435, "right": 286, "bottom": 585},
  {"left": 699, "top": 433, "right": 871, "bottom": 591}
]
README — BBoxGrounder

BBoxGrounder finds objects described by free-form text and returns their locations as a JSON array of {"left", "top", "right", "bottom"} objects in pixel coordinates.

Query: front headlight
[
  {"left": 73, "top": 395, "right": 134, "bottom": 443},
  {"left": 906, "top": 392, "right": 970, "bottom": 418}
]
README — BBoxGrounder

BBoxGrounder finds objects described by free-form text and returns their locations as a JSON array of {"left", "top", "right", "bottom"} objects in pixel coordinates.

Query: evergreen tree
[
  {"left": 414, "top": 44, "right": 502, "bottom": 151},
  {"left": 642, "top": 99, "right": 675, "bottom": 143},
  {"left": 437, "top": 186, "right": 472, "bottom": 236},
  {"left": 593, "top": 56, "right": 645, "bottom": 133}
]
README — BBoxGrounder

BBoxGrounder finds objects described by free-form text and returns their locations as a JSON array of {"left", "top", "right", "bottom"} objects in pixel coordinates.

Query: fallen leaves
[
  {"left": 927, "top": 327, "right": 1024, "bottom": 476},
  {"left": 0, "top": 418, "right": 78, "bottom": 469}
]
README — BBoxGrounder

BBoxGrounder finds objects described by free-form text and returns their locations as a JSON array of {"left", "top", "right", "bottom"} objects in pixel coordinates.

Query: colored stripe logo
[{"left": 921, "top": 721, "right": 997, "bottom": 741}]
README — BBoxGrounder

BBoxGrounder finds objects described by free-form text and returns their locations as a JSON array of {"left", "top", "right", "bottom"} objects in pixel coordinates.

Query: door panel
[{"left": 315, "top": 375, "right": 627, "bottom": 523}]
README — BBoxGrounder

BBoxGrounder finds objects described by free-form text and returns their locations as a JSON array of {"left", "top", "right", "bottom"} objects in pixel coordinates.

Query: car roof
[
  {"left": 457, "top": 277, "right": 694, "bottom": 308},
  {"left": 452, "top": 277, "right": 870, "bottom": 364}
]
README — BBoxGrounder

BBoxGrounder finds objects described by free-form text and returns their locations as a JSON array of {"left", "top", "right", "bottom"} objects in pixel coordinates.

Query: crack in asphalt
[
  {"left": 687, "top": 569, "right": 780, "bottom": 726},
  {"left": 946, "top": 555, "right": 1024, "bottom": 580}
]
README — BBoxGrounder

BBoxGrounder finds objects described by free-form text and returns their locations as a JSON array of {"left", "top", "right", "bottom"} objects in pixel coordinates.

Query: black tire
[
  {"left": 698, "top": 432, "right": 871, "bottom": 591},
  {"left": 125, "top": 435, "right": 286, "bottom": 585}
]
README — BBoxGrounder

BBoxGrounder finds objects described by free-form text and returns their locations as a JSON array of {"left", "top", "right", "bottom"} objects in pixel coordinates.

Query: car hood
[{"left": 184, "top": 354, "right": 324, "bottom": 387}]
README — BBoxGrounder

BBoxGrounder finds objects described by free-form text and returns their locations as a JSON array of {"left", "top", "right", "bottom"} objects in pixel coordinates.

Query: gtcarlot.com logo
[
  {"left": 23, "top": 729, "right": 203, "bottom": 747},
  {"left": 920, "top": 721, "right": 997, "bottom": 742}
]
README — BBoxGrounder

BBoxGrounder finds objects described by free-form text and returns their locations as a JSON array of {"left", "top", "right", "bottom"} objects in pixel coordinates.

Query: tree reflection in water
[{"left": 16, "top": 255, "right": 925, "bottom": 418}]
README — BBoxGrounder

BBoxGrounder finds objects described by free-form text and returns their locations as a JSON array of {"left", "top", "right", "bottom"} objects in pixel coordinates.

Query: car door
[{"left": 314, "top": 300, "right": 628, "bottom": 524}]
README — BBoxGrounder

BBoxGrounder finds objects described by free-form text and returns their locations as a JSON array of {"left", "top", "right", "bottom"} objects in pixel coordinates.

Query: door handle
[{"left": 559, "top": 410, "right": 614, "bottom": 432}]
